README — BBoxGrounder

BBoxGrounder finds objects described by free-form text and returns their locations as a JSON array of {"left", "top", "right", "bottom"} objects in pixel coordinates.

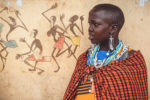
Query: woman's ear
[
  {"left": 109, "top": 24, "right": 119, "bottom": 37},
  {"left": 112, "top": 24, "right": 118, "bottom": 33}
]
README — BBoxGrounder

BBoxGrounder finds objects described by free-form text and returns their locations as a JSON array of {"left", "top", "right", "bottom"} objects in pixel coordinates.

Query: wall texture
[{"left": 0, "top": 0, "right": 149, "bottom": 100}]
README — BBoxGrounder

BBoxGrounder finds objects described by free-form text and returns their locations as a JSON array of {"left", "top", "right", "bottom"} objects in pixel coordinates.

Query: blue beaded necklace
[{"left": 87, "top": 40, "right": 126, "bottom": 68}]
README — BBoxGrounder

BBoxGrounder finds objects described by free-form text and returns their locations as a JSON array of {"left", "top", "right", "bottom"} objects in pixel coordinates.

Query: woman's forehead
[{"left": 89, "top": 10, "right": 113, "bottom": 23}]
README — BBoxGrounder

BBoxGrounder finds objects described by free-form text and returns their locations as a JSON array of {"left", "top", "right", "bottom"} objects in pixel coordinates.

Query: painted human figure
[
  {"left": 47, "top": 16, "right": 72, "bottom": 72},
  {"left": 16, "top": 29, "right": 44, "bottom": 74},
  {"left": 0, "top": 7, "right": 27, "bottom": 71},
  {"left": 0, "top": 22, "right": 18, "bottom": 72},
  {"left": 0, "top": 9, "right": 27, "bottom": 63},
  {"left": 0, "top": 9, "right": 28, "bottom": 41},
  {"left": 65, "top": 15, "right": 84, "bottom": 57},
  {"left": 42, "top": 4, "right": 73, "bottom": 72}
]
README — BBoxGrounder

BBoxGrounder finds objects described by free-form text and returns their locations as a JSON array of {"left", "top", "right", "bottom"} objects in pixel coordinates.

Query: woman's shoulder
[
  {"left": 128, "top": 48, "right": 136, "bottom": 56},
  {"left": 78, "top": 50, "right": 88, "bottom": 58},
  {"left": 76, "top": 49, "right": 89, "bottom": 61}
]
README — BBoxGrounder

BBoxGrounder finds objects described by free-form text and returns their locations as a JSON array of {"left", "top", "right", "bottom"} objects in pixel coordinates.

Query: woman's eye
[{"left": 94, "top": 23, "right": 99, "bottom": 27}]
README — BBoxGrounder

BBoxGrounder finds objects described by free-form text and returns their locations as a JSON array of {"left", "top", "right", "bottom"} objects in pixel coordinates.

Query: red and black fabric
[{"left": 63, "top": 50, "right": 148, "bottom": 100}]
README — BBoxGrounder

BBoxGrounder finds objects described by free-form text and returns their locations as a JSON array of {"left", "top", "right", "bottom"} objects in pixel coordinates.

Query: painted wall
[{"left": 0, "top": 0, "right": 150, "bottom": 100}]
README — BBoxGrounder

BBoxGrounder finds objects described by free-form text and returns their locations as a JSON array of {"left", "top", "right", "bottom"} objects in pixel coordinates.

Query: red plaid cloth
[{"left": 63, "top": 50, "right": 148, "bottom": 100}]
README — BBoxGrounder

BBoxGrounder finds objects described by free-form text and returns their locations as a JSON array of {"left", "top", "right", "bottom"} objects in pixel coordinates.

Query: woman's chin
[{"left": 90, "top": 39, "right": 97, "bottom": 44}]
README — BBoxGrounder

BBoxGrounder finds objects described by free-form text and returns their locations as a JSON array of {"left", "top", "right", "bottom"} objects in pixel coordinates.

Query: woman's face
[{"left": 88, "top": 9, "right": 112, "bottom": 44}]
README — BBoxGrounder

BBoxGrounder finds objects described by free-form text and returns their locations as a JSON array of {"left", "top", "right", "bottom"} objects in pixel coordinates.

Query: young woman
[{"left": 63, "top": 4, "right": 148, "bottom": 100}]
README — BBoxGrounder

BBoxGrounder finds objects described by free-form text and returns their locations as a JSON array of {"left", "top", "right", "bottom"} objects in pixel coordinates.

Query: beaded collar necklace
[{"left": 87, "top": 40, "right": 128, "bottom": 68}]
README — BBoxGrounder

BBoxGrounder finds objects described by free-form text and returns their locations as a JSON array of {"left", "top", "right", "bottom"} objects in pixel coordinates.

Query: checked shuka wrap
[{"left": 63, "top": 50, "right": 148, "bottom": 100}]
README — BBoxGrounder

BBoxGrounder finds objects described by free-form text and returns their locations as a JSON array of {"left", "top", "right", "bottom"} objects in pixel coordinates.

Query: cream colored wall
[{"left": 0, "top": 0, "right": 149, "bottom": 100}]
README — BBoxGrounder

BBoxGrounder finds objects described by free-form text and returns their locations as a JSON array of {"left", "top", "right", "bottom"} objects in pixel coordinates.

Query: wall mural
[
  {"left": 0, "top": 3, "right": 84, "bottom": 74},
  {"left": 42, "top": 3, "right": 84, "bottom": 72}
]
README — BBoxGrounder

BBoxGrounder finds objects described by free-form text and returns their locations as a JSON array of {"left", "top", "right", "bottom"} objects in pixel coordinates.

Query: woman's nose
[{"left": 89, "top": 24, "right": 94, "bottom": 32}]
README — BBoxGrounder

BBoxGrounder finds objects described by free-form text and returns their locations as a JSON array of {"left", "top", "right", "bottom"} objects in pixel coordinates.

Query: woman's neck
[{"left": 99, "top": 39, "right": 119, "bottom": 51}]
